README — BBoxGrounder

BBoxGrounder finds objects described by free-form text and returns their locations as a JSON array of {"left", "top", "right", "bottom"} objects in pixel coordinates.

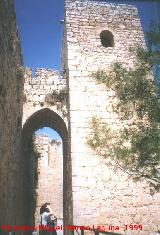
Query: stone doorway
[{"left": 21, "top": 108, "right": 72, "bottom": 234}]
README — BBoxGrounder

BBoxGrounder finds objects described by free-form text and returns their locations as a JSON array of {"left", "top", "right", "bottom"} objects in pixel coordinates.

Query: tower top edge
[{"left": 65, "top": 0, "right": 138, "bottom": 10}]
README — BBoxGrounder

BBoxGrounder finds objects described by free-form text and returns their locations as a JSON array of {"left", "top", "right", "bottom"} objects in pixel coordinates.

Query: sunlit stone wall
[{"left": 63, "top": 1, "right": 160, "bottom": 234}]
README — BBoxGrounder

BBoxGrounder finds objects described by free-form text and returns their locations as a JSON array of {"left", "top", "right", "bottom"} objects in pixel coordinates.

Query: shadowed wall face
[{"left": 0, "top": 0, "right": 23, "bottom": 228}]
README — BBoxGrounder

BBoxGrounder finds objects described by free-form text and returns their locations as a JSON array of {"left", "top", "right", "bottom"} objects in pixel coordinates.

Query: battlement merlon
[{"left": 24, "top": 67, "right": 67, "bottom": 86}]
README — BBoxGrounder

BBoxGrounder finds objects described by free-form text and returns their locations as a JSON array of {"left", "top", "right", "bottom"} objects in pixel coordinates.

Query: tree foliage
[{"left": 88, "top": 23, "right": 160, "bottom": 193}]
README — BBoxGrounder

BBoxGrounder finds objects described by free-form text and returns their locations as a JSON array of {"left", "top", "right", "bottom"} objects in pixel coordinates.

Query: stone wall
[
  {"left": 33, "top": 136, "right": 63, "bottom": 226},
  {"left": 21, "top": 68, "right": 69, "bottom": 227},
  {"left": 23, "top": 68, "right": 67, "bottom": 126},
  {"left": 64, "top": 1, "right": 160, "bottom": 234},
  {"left": 0, "top": 0, "right": 24, "bottom": 230}
]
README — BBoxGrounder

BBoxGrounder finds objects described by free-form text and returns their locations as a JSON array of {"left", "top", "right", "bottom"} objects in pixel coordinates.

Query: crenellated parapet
[
  {"left": 23, "top": 68, "right": 68, "bottom": 126},
  {"left": 24, "top": 67, "right": 66, "bottom": 92}
]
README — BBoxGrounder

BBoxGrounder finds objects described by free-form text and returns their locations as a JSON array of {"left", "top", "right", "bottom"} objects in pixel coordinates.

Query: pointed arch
[{"left": 21, "top": 108, "right": 73, "bottom": 230}]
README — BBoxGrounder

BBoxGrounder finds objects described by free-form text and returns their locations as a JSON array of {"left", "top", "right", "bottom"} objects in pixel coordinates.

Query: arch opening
[
  {"left": 33, "top": 127, "right": 63, "bottom": 229},
  {"left": 21, "top": 108, "right": 72, "bottom": 233}
]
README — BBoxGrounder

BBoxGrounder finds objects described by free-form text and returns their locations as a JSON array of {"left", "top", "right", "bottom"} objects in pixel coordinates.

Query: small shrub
[
  {"left": 23, "top": 93, "right": 27, "bottom": 103},
  {"left": 40, "top": 102, "right": 44, "bottom": 107},
  {"left": 58, "top": 89, "right": 68, "bottom": 102},
  {"left": 17, "top": 66, "right": 24, "bottom": 79},
  {"left": 45, "top": 88, "right": 67, "bottom": 105},
  {"left": 45, "top": 93, "right": 55, "bottom": 105}
]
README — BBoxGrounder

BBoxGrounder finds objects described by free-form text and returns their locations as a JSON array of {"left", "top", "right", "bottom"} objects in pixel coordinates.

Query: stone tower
[{"left": 62, "top": 0, "right": 160, "bottom": 234}]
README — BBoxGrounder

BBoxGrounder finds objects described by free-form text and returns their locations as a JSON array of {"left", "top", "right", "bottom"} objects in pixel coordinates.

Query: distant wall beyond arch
[
  {"left": 34, "top": 136, "right": 63, "bottom": 226},
  {"left": 21, "top": 108, "right": 72, "bottom": 229}
]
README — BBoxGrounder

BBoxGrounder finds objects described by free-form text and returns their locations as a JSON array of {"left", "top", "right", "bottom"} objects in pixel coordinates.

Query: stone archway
[{"left": 21, "top": 108, "right": 73, "bottom": 233}]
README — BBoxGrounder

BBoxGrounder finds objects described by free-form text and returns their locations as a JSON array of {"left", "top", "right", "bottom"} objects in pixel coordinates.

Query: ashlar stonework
[{"left": 62, "top": 1, "right": 160, "bottom": 235}]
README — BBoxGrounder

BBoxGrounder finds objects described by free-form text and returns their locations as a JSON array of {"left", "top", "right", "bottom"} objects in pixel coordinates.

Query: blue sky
[
  {"left": 14, "top": 0, "right": 159, "bottom": 71},
  {"left": 14, "top": 0, "right": 65, "bottom": 139},
  {"left": 14, "top": 0, "right": 159, "bottom": 139},
  {"left": 14, "top": 0, "right": 64, "bottom": 71}
]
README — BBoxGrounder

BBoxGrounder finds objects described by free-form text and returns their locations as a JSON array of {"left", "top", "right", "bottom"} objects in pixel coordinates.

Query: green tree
[{"left": 88, "top": 23, "right": 160, "bottom": 193}]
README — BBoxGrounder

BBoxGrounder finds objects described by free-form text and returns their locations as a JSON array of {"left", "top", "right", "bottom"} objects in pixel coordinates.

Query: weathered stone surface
[
  {"left": 23, "top": 68, "right": 68, "bottom": 126},
  {"left": 22, "top": 68, "right": 71, "bottom": 229},
  {"left": 0, "top": 0, "right": 23, "bottom": 229},
  {"left": 62, "top": 1, "right": 160, "bottom": 234}
]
